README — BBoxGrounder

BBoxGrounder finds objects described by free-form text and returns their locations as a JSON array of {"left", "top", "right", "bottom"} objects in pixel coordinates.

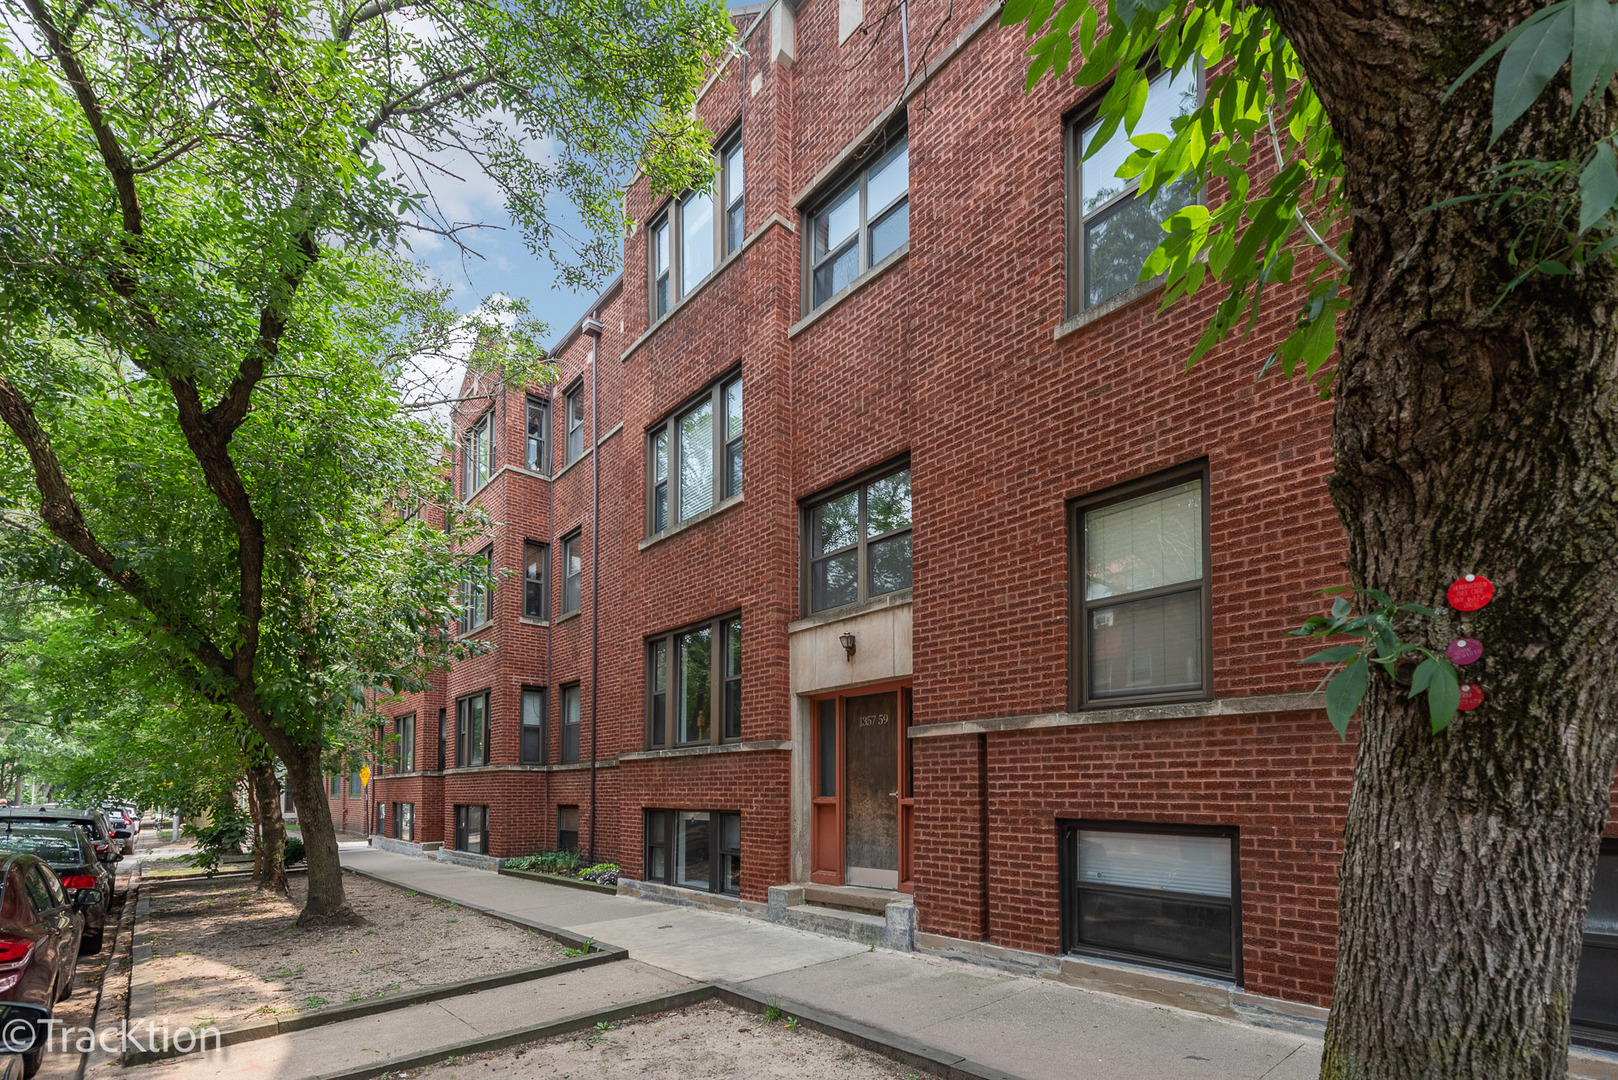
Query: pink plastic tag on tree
[
  {"left": 1446, "top": 638, "right": 1483, "bottom": 666},
  {"left": 1457, "top": 684, "right": 1484, "bottom": 711},
  {"left": 1447, "top": 574, "right": 1494, "bottom": 612}
]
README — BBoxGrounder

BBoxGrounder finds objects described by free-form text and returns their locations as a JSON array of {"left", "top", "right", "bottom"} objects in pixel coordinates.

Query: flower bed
[{"left": 502, "top": 851, "right": 619, "bottom": 891}]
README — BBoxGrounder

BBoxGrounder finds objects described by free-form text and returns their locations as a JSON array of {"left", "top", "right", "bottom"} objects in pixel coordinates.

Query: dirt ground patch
[
  {"left": 397, "top": 1001, "right": 929, "bottom": 1080},
  {"left": 141, "top": 872, "right": 570, "bottom": 1029}
]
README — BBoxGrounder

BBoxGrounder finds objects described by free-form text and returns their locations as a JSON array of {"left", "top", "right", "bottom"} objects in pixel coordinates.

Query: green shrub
[
  {"left": 506, "top": 849, "right": 583, "bottom": 875},
  {"left": 284, "top": 837, "right": 306, "bottom": 866}
]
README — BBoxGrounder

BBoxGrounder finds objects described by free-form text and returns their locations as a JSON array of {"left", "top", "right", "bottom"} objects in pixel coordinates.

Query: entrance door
[
  {"left": 844, "top": 692, "right": 899, "bottom": 888},
  {"left": 809, "top": 685, "right": 913, "bottom": 890}
]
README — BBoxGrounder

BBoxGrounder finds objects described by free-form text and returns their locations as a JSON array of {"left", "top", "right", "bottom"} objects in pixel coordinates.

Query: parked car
[
  {"left": 100, "top": 810, "right": 136, "bottom": 855},
  {"left": 0, "top": 810, "right": 116, "bottom": 867},
  {"left": 0, "top": 828, "right": 110, "bottom": 954},
  {"left": 0, "top": 853, "right": 85, "bottom": 1077}
]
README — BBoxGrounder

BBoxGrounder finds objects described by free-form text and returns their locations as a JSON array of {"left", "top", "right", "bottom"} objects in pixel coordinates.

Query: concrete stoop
[
  {"left": 368, "top": 834, "right": 442, "bottom": 858},
  {"left": 766, "top": 885, "right": 917, "bottom": 951}
]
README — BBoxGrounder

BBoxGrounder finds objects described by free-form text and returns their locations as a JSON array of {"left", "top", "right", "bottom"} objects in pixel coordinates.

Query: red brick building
[{"left": 341, "top": 0, "right": 1618, "bottom": 1043}]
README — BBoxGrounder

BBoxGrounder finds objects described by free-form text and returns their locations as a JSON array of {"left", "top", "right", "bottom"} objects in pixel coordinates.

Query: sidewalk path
[{"left": 339, "top": 847, "right": 1321, "bottom": 1080}]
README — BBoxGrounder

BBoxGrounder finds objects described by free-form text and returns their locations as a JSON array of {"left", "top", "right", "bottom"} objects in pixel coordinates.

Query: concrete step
[
  {"left": 772, "top": 902, "right": 886, "bottom": 946},
  {"left": 799, "top": 883, "right": 898, "bottom": 915}
]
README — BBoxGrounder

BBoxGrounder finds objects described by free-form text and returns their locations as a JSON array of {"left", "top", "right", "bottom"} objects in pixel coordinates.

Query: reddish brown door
[{"left": 809, "top": 684, "right": 913, "bottom": 890}]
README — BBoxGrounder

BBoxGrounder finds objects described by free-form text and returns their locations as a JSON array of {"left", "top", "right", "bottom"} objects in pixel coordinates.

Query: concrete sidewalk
[{"left": 337, "top": 847, "right": 1321, "bottom": 1080}]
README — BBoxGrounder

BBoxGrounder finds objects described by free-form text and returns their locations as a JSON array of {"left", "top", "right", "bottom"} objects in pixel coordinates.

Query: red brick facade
[{"left": 338, "top": 0, "right": 1618, "bottom": 1017}]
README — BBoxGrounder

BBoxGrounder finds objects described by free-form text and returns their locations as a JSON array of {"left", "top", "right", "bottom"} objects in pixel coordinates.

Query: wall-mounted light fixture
[{"left": 839, "top": 632, "right": 856, "bottom": 661}]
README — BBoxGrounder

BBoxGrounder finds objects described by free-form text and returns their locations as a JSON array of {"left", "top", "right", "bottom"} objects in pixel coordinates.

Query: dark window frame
[
  {"left": 436, "top": 707, "right": 447, "bottom": 772},
  {"left": 647, "top": 125, "right": 745, "bottom": 322},
  {"left": 1063, "top": 64, "right": 1205, "bottom": 318},
  {"left": 561, "top": 530, "right": 583, "bottom": 615},
  {"left": 560, "top": 683, "right": 581, "bottom": 764},
  {"left": 520, "top": 685, "right": 548, "bottom": 765},
  {"left": 800, "top": 123, "right": 910, "bottom": 315},
  {"left": 454, "top": 690, "right": 491, "bottom": 768},
  {"left": 800, "top": 457, "right": 913, "bottom": 616},
  {"left": 564, "top": 380, "right": 585, "bottom": 465},
  {"left": 454, "top": 804, "right": 489, "bottom": 854},
  {"left": 558, "top": 805, "right": 580, "bottom": 853},
  {"left": 1574, "top": 837, "right": 1618, "bottom": 1050},
  {"left": 395, "top": 713, "right": 415, "bottom": 773},
  {"left": 393, "top": 802, "right": 415, "bottom": 842},
  {"left": 525, "top": 395, "right": 551, "bottom": 475},
  {"left": 1058, "top": 819, "right": 1241, "bottom": 982},
  {"left": 645, "top": 614, "right": 742, "bottom": 749},
  {"left": 1067, "top": 460, "right": 1212, "bottom": 710},
  {"left": 457, "top": 544, "right": 494, "bottom": 635},
  {"left": 462, "top": 408, "right": 496, "bottom": 497},
  {"left": 523, "top": 539, "right": 550, "bottom": 620},
  {"left": 349, "top": 770, "right": 361, "bottom": 798},
  {"left": 643, "top": 808, "right": 741, "bottom": 896},
  {"left": 645, "top": 371, "right": 742, "bottom": 537}
]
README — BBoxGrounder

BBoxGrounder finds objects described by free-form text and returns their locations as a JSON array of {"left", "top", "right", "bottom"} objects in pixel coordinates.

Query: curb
[
  {"left": 497, "top": 867, "right": 617, "bottom": 894},
  {"left": 121, "top": 868, "right": 625, "bottom": 1066},
  {"left": 77, "top": 866, "right": 141, "bottom": 1080},
  {"left": 292, "top": 982, "right": 1031, "bottom": 1080}
]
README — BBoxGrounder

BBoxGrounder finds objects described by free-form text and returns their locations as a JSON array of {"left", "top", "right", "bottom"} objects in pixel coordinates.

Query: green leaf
[
  {"left": 1407, "top": 656, "right": 1438, "bottom": 698},
  {"left": 1304, "top": 643, "right": 1363, "bottom": 664},
  {"left": 1538, "top": 259, "right": 1571, "bottom": 274},
  {"left": 1571, "top": 0, "right": 1618, "bottom": 112},
  {"left": 1330, "top": 596, "right": 1352, "bottom": 619},
  {"left": 1427, "top": 662, "right": 1462, "bottom": 733},
  {"left": 1491, "top": 5, "right": 1576, "bottom": 145},
  {"left": 1579, "top": 141, "right": 1618, "bottom": 232},
  {"left": 1445, "top": 4, "right": 1562, "bottom": 101},
  {"left": 1325, "top": 655, "right": 1369, "bottom": 738}
]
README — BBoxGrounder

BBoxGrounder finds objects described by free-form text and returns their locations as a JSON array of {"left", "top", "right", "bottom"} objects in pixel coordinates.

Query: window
[
  {"left": 376, "top": 801, "right": 387, "bottom": 835},
  {"left": 648, "top": 130, "right": 745, "bottom": 320},
  {"left": 454, "top": 805, "right": 488, "bottom": 854},
  {"left": 561, "top": 683, "right": 581, "bottom": 764},
  {"left": 558, "top": 806, "right": 579, "bottom": 853},
  {"left": 526, "top": 396, "right": 550, "bottom": 474},
  {"left": 646, "top": 375, "right": 742, "bottom": 535},
  {"left": 806, "top": 132, "right": 908, "bottom": 312},
  {"left": 1070, "top": 464, "right": 1210, "bottom": 707},
  {"left": 804, "top": 463, "right": 912, "bottom": 613},
  {"left": 561, "top": 531, "right": 582, "bottom": 615},
  {"left": 462, "top": 410, "right": 495, "bottom": 496},
  {"left": 458, "top": 546, "right": 493, "bottom": 633},
  {"left": 436, "top": 707, "right": 446, "bottom": 772},
  {"left": 395, "top": 713, "right": 415, "bottom": 773},
  {"left": 1061, "top": 822, "right": 1238, "bottom": 979},
  {"left": 644, "top": 810, "right": 740, "bottom": 895},
  {"left": 521, "top": 687, "right": 547, "bottom": 765},
  {"left": 349, "top": 770, "right": 361, "bottom": 797},
  {"left": 329, "top": 775, "right": 340, "bottom": 797},
  {"left": 565, "top": 382, "right": 585, "bottom": 465},
  {"left": 393, "top": 803, "right": 414, "bottom": 842},
  {"left": 1574, "top": 839, "right": 1618, "bottom": 1048},
  {"left": 1067, "top": 66, "right": 1200, "bottom": 313},
  {"left": 455, "top": 691, "right": 490, "bottom": 767},
  {"left": 646, "top": 616, "right": 741, "bottom": 748},
  {"left": 523, "top": 540, "right": 549, "bottom": 620}
]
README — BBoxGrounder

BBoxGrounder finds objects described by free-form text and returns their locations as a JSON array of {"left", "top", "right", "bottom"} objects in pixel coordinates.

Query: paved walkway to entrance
[{"left": 327, "top": 847, "right": 1322, "bottom": 1080}]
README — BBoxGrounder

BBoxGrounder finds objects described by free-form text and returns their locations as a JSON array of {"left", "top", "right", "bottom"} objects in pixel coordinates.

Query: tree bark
[
  {"left": 281, "top": 741, "right": 352, "bottom": 925},
  {"left": 246, "top": 757, "right": 289, "bottom": 895},
  {"left": 1265, "top": 2, "right": 1618, "bottom": 1077}
]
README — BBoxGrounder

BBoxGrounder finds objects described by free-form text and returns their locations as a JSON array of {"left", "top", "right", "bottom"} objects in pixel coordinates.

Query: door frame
[{"left": 808, "top": 679, "right": 914, "bottom": 893}]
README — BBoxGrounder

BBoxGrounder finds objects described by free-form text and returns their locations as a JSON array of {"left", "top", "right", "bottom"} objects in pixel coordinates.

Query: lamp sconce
[{"left": 839, "top": 632, "right": 856, "bottom": 661}]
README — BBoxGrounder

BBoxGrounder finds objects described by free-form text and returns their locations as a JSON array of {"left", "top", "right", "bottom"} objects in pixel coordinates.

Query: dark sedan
[
  {"left": 0, "top": 810, "right": 116, "bottom": 867},
  {"left": 0, "top": 828, "right": 110, "bottom": 954},
  {"left": 0, "top": 853, "right": 84, "bottom": 1078}
]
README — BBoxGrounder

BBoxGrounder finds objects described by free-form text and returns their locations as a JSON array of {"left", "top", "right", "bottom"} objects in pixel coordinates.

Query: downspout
[
  {"left": 582, "top": 315, "right": 605, "bottom": 861},
  {"left": 545, "top": 373, "right": 556, "bottom": 834}
]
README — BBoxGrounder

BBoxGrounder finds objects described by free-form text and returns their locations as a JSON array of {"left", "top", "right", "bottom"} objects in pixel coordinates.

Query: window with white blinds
[{"left": 1077, "top": 829, "right": 1231, "bottom": 897}]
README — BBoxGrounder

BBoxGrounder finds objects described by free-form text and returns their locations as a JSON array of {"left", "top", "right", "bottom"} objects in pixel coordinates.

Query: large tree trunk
[
  {"left": 280, "top": 741, "right": 351, "bottom": 925},
  {"left": 1268, "top": 2, "right": 1618, "bottom": 1077},
  {"left": 247, "top": 757, "right": 289, "bottom": 895}
]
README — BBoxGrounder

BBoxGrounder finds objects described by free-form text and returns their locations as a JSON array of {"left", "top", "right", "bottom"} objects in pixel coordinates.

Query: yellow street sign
[{"left": 359, "top": 765, "right": 371, "bottom": 789}]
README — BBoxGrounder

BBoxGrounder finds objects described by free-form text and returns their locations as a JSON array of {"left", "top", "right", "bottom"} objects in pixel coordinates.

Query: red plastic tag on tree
[
  {"left": 1447, "top": 574, "right": 1494, "bottom": 612},
  {"left": 1457, "top": 683, "right": 1484, "bottom": 711},
  {"left": 1446, "top": 638, "right": 1483, "bottom": 665}
]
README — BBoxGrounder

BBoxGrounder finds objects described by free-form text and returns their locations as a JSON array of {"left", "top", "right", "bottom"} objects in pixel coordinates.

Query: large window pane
[
  {"left": 466, "top": 693, "right": 486, "bottom": 766},
  {"left": 562, "top": 685, "right": 580, "bottom": 763},
  {"left": 1080, "top": 68, "right": 1198, "bottom": 211},
  {"left": 813, "top": 187, "right": 859, "bottom": 261},
  {"left": 726, "top": 143, "right": 745, "bottom": 254},
  {"left": 817, "top": 700, "right": 837, "bottom": 798},
  {"left": 1088, "top": 590, "right": 1202, "bottom": 697},
  {"left": 722, "top": 618, "right": 741, "bottom": 741},
  {"left": 1084, "top": 176, "right": 1199, "bottom": 308},
  {"left": 676, "top": 811, "right": 711, "bottom": 890},
  {"left": 869, "top": 200, "right": 909, "bottom": 265},
  {"left": 1077, "top": 890, "right": 1232, "bottom": 971},
  {"left": 564, "top": 535, "right": 581, "bottom": 614},
  {"left": 650, "top": 638, "right": 668, "bottom": 746},
  {"left": 1085, "top": 480, "right": 1202, "bottom": 599},
  {"left": 811, "top": 551, "right": 859, "bottom": 611},
  {"left": 1077, "top": 830, "right": 1231, "bottom": 897},
  {"left": 724, "top": 378, "right": 743, "bottom": 499},
  {"left": 526, "top": 399, "right": 548, "bottom": 473},
  {"left": 681, "top": 191, "right": 714, "bottom": 292},
  {"left": 677, "top": 627, "right": 712, "bottom": 743},
  {"left": 678, "top": 400, "right": 714, "bottom": 521},
  {"left": 521, "top": 688, "right": 545, "bottom": 764},
  {"left": 866, "top": 140, "right": 909, "bottom": 214},
  {"left": 654, "top": 221, "right": 670, "bottom": 317},
  {"left": 866, "top": 470, "right": 911, "bottom": 534},
  {"left": 813, "top": 491, "right": 859, "bottom": 555},
  {"left": 813, "top": 246, "right": 859, "bottom": 308},
  {"left": 524, "top": 541, "right": 548, "bottom": 619},
  {"left": 868, "top": 533, "right": 912, "bottom": 596}
]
